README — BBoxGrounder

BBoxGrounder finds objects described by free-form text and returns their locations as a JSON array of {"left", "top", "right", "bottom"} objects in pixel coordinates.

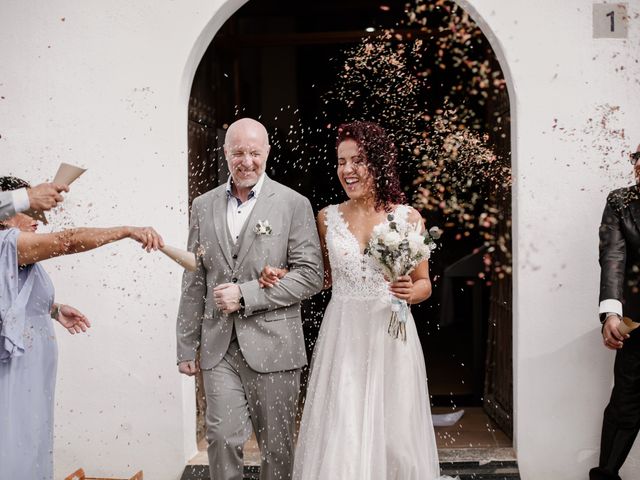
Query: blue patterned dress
[{"left": 0, "top": 228, "right": 58, "bottom": 479}]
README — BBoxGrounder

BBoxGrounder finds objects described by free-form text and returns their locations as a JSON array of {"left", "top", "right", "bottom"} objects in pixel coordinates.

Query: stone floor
[
  {"left": 184, "top": 407, "right": 519, "bottom": 479},
  {"left": 188, "top": 407, "right": 514, "bottom": 466},
  {"left": 433, "top": 407, "right": 513, "bottom": 450},
  {"left": 180, "top": 462, "right": 520, "bottom": 480}
]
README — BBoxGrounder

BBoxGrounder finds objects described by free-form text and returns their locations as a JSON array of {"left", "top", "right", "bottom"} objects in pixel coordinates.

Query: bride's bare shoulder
[{"left": 399, "top": 204, "right": 425, "bottom": 226}]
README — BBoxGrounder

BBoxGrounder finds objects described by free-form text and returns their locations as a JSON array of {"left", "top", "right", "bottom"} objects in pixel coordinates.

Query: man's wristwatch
[
  {"left": 605, "top": 312, "right": 622, "bottom": 322},
  {"left": 238, "top": 295, "right": 245, "bottom": 313},
  {"left": 51, "top": 304, "right": 61, "bottom": 320}
]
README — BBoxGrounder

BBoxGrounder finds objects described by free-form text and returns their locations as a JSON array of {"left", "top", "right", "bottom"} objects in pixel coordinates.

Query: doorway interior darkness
[{"left": 187, "top": 0, "right": 513, "bottom": 446}]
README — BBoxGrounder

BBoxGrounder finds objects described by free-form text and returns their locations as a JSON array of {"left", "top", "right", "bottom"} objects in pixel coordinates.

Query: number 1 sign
[{"left": 593, "top": 3, "right": 629, "bottom": 38}]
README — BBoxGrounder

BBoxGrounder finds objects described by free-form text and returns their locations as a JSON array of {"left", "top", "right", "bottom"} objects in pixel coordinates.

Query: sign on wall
[{"left": 593, "top": 3, "right": 629, "bottom": 38}]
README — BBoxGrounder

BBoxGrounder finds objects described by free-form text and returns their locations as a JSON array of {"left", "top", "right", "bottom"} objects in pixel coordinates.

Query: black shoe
[{"left": 589, "top": 467, "right": 622, "bottom": 480}]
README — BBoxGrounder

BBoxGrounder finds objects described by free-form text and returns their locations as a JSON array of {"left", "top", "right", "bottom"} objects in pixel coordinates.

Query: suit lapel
[
  {"left": 212, "top": 189, "right": 233, "bottom": 267},
  {"left": 233, "top": 177, "right": 277, "bottom": 269}
]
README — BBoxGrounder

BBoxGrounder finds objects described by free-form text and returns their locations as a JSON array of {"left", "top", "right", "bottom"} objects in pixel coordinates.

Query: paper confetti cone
[
  {"left": 617, "top": 316, "right": 640, "bottom": 336},
  {"left": 160, "top": 245, "right": 197, "bottom": 271},
  {"left": 53, "top": 163, "right": 87, "bottom": 185}
]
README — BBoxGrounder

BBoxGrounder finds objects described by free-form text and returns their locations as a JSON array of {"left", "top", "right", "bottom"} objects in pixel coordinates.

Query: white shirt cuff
[
  {"left": 599, "top": 299, "right": 623, "bottom": 317},
  {"left": 11, "top": 188, "right": 30, "bottom": 214}
]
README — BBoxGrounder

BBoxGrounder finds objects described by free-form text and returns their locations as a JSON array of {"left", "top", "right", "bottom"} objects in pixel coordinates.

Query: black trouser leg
[{"left": 591, "top": 336, "right": 640, "bottom": 480}]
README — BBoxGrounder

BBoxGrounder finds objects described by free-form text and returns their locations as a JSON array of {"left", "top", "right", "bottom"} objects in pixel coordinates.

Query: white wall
[{"left": 1, "top": 1, "right": 639, "bottom": 479}]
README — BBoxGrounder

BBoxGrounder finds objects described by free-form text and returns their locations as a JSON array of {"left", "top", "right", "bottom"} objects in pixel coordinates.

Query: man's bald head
[
  {"left": 223, "top": 118, "right": 271, "bottom": 195},
  {"left": 225, "top": 118, "right": 270, "bottom": 149}
]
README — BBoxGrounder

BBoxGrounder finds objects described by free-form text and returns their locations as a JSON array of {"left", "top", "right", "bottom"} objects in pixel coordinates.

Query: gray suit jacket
[
  {"left": 176, "top": 176, "right": 323, "bottom": 373},
  {"left": 0, "top": 191, "right": 17, "bottom": 221}
]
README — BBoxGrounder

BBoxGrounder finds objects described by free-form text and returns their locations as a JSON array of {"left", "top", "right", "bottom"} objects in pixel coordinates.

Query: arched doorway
[{"left": 184, "top": 0, "right": 515, "bottom": 475}]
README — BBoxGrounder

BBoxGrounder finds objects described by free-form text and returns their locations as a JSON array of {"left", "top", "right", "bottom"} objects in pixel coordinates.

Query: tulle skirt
[{"left": 293, "top": 295, "right": 454, "bottom": 480}]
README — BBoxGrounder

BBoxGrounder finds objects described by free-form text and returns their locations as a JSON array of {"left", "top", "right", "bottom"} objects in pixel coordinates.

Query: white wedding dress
[{"left": 292, "top": 204, "right": 455, "bottom": 480}]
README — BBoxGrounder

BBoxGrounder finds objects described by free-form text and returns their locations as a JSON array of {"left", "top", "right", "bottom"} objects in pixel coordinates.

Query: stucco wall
[{"left": 1, "top": 1, "right": 639, "bottom": 478}]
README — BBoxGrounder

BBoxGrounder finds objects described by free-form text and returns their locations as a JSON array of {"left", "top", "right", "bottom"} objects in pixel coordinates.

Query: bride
[{"left": 260, "top": 121, "right": 454, "bottom": 479}]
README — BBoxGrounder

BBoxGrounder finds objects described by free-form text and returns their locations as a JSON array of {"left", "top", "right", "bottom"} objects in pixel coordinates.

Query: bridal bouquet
[{"left": 365, "top": 213, "right": 441, "bottom": 342}]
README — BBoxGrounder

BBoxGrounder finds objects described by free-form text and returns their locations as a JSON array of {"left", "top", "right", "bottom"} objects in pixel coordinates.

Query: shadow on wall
[{"left": 519, "top": 328, "right": 617, "bottom": 477}]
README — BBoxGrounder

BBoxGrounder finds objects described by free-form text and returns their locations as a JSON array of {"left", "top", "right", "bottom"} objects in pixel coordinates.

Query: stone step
[
  {"left": 442, "top": 460, "right": 521, "bottom": 479},
  {"left": 180, "top": 461, "right": 521, "bottom": 480}
]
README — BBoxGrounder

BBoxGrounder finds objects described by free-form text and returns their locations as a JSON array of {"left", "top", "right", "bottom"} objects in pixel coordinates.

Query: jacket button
[
  {"left": 232, "top": 254, "right": 238, "bottom": 259},
  {"left": 232, "top": 278, "right": 238, "bottom": 283}
]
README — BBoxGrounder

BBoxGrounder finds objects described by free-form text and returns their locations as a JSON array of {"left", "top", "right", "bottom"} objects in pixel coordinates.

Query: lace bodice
[{"left": 324, "top": 204, "right": 412, "bottom": 299}]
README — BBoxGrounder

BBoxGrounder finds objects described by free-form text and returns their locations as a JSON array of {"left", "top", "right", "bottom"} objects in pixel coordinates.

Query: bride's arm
[
  {"left": 389, "top": 208, "right": 432, "bottom": 304},
  {"left": 317, "top": 208, "right": 332, "bottom": 290},
  {"left": 16, "top": 226, "right": 163, "bottom": 265},
  {"left": 389, "top": 261, "right": 431, "bottom": 304}
]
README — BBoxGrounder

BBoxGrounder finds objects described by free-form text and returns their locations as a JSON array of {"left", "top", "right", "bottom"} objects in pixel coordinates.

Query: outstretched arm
[{"left": 16, "top": 226, "right": 163, "bottom": 265}]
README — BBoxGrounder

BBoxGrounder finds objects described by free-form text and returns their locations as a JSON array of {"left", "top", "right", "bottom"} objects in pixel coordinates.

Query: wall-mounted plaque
[{"left": 593, "top": 3, "right": 629, "bottom": 38}]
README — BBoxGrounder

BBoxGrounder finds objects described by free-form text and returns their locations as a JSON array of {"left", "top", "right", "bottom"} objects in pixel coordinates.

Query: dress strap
[{"left": 323, "top": 204, "right": 340, "bottom": 229}]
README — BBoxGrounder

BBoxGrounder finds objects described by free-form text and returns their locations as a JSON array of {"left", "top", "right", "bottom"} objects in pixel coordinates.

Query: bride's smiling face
[{"left": 337, "top": 139, "right": 375, "bottom": 201}]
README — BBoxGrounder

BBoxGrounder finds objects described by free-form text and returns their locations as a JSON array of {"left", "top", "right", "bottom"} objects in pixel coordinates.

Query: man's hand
[
  {"left": 178, "top": 360, "right": 199, "bottom": 376},
  {"left": 56, "top": 304, "right": 91, "bottom": 335},
  {"left": 27, "top": 183, "right": 69, "bottom": 211},
  {"left": 213, "top": 283, "right": 242, "bottom": 314},
  {"left": 603, "top": 315, "right": 629, "bottom": 350}
]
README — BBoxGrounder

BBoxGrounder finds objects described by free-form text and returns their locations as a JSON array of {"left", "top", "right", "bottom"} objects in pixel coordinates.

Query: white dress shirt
[
  {"left": 225, "top": 174, "right": 266, "bottom": 244},
  {"left": 599, "top": 299, "right": 623, "bottom": 319},
  {"left": 12, "top": 188, "right": 30, "bottom": 213}
]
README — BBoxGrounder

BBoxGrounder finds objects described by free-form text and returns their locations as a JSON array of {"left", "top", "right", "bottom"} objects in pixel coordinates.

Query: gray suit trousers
[{"left": 203, "top": 340, "right": 301, "bottom": 480}]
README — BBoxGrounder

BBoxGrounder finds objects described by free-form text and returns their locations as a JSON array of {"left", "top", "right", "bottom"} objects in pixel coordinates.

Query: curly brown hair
[
  {"left": 0, "top": 176, "right": 30, "bottom": 192},
  {"left": 336, "top": 121, "right": 406, "bottom": 211}
]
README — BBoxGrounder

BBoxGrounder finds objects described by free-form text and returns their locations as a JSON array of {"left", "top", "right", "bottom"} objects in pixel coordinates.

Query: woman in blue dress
[{"left": 0, "top": 176, "right": 163, "bottom": 480}]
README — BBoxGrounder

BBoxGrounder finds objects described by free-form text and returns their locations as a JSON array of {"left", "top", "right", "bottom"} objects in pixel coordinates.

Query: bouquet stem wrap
[{"left": 389, "top": 296, "right": 409, "bottom": 342}]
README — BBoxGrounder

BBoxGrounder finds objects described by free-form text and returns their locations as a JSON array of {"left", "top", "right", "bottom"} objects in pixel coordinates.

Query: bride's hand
[
  {"left": 389, "top": 275, "right": 413, "bottom": 301},
  {"left": 258, "top": 265, "right": 288, "bottom": 288}
]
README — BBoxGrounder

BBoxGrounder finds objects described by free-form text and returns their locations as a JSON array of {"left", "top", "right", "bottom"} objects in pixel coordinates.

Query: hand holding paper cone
[
  {"left": 27, "top": 162, "right": 87, "bottom": 224},
  {"left": 160, "top": 245, "right": 197, "bottom": 272},
  {"left": 617, "top": 317, "right": 640, "bottom": 336}
]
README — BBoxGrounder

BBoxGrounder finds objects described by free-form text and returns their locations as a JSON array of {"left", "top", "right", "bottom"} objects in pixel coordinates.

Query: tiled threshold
[
  {"left": 184, "top": 407, "right": 518, "bottom": 478},
  {"left": 183, "top": 446, "right": 518, "bottom": 480},
  {"left": 180, "top": 460, "right": 520, "bottom": 480}
]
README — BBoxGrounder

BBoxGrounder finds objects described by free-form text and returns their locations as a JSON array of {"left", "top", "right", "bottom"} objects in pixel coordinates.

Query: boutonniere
[{"left": 254, "top": 220, "right": 273, "bottom": 236}]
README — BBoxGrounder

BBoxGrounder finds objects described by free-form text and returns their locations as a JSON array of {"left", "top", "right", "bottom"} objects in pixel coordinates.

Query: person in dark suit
[{"left": 590, "top": 145, "right": 640, "bottom": 480}]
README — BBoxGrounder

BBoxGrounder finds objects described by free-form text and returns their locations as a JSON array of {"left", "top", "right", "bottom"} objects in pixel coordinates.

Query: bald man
[{"left": 176, "top": 118, "right": 323, "bottom": 480}]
